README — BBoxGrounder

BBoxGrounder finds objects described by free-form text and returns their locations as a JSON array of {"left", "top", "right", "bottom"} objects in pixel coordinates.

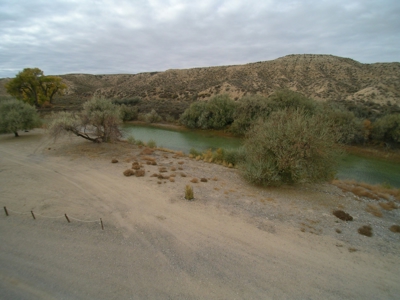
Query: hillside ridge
[{"left": 1, "top": 54, "right": 399, "bottom": 115}]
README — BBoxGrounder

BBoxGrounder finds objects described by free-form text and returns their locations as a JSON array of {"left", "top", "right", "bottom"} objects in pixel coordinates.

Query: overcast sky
[{"left": 1, "top": 0, "right": 399, "bottom": 78}]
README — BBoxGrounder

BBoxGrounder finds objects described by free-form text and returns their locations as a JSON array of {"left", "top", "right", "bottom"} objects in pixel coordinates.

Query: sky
[{"left": 1, "top": 0, "right": 399, "bottom": 78}]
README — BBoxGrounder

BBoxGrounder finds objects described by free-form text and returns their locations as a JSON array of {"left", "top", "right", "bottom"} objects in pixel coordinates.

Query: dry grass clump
[
  {"left": 159, "top": 167, "right": 168, "bottom": 173},
  {"left": 169, "top": 177, "right": 175, "bottom": 182},
  {"left": 358, "top": 225, "right": 373, "bottom": 237},
  {"left": 389, "top": 225, "right": 400, "bottom": 233},
  {"left": 185, "top": 185, "right": 194, "bottom": 200},
  {"left": 333, "top": 210, "right": 353, "bottom": 221},
  {"left": 140, "top": 148, "right": 154, "bottom": 155},
  {"left": 111, "top": 159, "right": 118, "bottom": 163},
  {"left": 332, "top": 180, "right": 400, "bottom": 201},
  {"left": 180, "top": 172, "right": 187, "bottom": 177},
  {"left": 123, "top": 169, "right": 135, "bottom": 177},
  {"left": 142, "top": 155, "right": 156, "bottom": 162},
  {"left": 190, "top": 178, "right": 199, "bottom": 183},
  {"left": 200, "top": 178, "right": 208, "bottom": 182},
  {"left": 178, "top": 161, "right": 184, "bottom": 165},
  {"left": 135, "top": 169, "right": 145, "bottom": 177},
  {"left": 365, "top": 204, "right": 383, "bottom": 217},
  {"left": 158, "top": 174, "right": 169, "bottom": 180},
  {"left": 170, "top": 167, "right": 176, "bottom": 171},
  {"left": 379, "top": 201, "right": 398, "bottom": 210},
  {"left": 146, "top": 160, "right": 157, "bottom": 165},
  {"left": 132, "top": 162, "right": 141, "bottom": 170},
  {"left": 150, "top": 173, "right": 159, "bottom": 177}
]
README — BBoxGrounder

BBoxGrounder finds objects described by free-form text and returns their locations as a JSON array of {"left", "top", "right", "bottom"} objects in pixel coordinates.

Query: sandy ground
[{"left": 0, "top": 129, "right": 399, "bottom": 299}]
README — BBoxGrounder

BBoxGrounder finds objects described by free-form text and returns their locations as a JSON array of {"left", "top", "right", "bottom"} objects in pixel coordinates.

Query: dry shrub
[
  {"left": 178, "top": 167, "right": 183, "bottom": 170},
  {"left": 111, "top": 159, "right": 118, "bottom": 163},
  {"left": 332, "top": 180, "right": 400, "bottom": 201},
  {"left": 150, "top": 173, "right": 159, "bottom": 177},
  {"left": 180, "top": 172, "right": 187, "bottom": 177},
  {"left": 358, "top": 225, "right": 373, "bottom": 237},
  {"left": 157, "top": 181, "right": 162, "bottom": 184},
  {"left": 348, "top": 248, "right": 358, "bottom": 253},
  {"left": 132, "top": 163, "right": 141, "bottom": 170},
  {"left": 169, "top": 177, "right": 175, "bottom": 182},
  {"left": 140, "top": 148, "right": 154, "bottom": 155},
  {"left": 212, "top": 177, "right": 218, "bottom": 181},
  {"left": 170, "top": 173, "right": 176, "bottom": 177},
  {"left": 333, "top": 210, "right": 353, "bottom": 221},
  {"left": 190, "top": 178, "right": 199, "bottom": 183},
  {"left": 389, "top": 225, "right": 400, "bottom": 233},
  {"left": 135, "top": 169, "right": 145, "bottom": 177},
  {"left": 335, "top": 229, "right": 342, "bottom": 233},
  {"left": 158, "top": 174, "right": 169, "bottom": 180},
  {"left": 159, "top": 167, "right": 168, "bottom": 173},
  {"left": 170, "top": 167, "right": 176, "bottom": 171},
  {"left": 123, "top": 169, "right": 135, "bottom": 177},
  {"left": 379, "top": 201, "right": 398, "bottom": 211},
  {"left": 178, "top": 161, "right": 184, "bottom": 165},
  {"left": 142, "top": 156, "right": 156, "bottom": 162},
  {"left": 366, "top": 204, "right": 383, "bottom": 217},
  {"left": 185, "top": 185, "right": 194, "bottom": 200},
  {"left": 200, "top": 178, "right": 208, "bottom": 182}
]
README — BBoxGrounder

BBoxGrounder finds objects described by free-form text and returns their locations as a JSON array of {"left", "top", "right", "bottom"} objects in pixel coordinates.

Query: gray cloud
[{"left": 1, "top": 0, "right": 399, "bottom": 77}]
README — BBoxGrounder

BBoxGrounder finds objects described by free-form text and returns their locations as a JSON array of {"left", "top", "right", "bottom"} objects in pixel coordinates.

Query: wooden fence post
[
  {"left": 65, "top": 214, "right": 70, "bottom": 223},
  {"left": 4, "top": 206, "right": 9, "bottom": 216}
]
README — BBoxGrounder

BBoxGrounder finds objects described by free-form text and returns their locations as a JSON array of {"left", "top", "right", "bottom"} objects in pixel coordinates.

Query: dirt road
[{"left": 0, "top": 130, "right": 399, "bottom": 299}]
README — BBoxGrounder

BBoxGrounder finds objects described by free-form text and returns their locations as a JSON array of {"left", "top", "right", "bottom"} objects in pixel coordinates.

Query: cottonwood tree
[
  {"left": 0, "top": 99, "right": 41, "bottom": 137},
  {"left": 5, "top": 68, "right": 67, "bottom": 108},
  {"left": 48, "top": 97, "right": 122, "bottom": 143}
]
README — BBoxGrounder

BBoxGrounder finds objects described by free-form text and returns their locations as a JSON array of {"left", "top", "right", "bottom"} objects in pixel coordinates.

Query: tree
[
  {"left": 239, "top": 109, "right": 341, "bottom": 186},
  {"left": 0, "top": 99, "right": 41, "bottom": 137},
  {"left": 5, "top": 68, "right": 67, "bottom": 107},
  {"left": 48, "top": 97, "right": 122, "bottom": 143},
  {"left": 372, "top": 114, "right": 400, "bottom": 146}
]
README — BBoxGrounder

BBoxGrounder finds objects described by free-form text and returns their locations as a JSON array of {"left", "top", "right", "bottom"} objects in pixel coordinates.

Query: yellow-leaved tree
[{"left": 5, "top": 68, "right": 67, "bottom": 108}]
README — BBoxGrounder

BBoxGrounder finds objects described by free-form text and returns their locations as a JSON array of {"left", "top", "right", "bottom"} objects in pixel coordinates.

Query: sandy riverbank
[{"left": 0, "top": 129, "right": 399, "bottom": 299}]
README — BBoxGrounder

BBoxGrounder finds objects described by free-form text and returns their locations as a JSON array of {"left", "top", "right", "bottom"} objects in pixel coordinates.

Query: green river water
[{"left": 122, "top": 123, "right": 400, "bottom": 188}]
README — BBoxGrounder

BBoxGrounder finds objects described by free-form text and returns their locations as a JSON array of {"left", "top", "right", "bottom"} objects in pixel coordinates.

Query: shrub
[
  {"left": 49, "top": 97, "right": 122, "bottom": 143},
  {"left": 372, "top": 114, "right": 400, "bottom": 145},
  {"left": 147, "top": 139, "right": 157, "bottom": 148},
  {"left": 141, "top": 109, "right": 162, "bottom": 123},
  {"left": 185, "top": 185, "right": 194, "bottom": 200},
  {"left": 126, "top": 135, "right": 136, "bottom": 144},
  {"left": 180, "top": 94, "right": 236, "bottom": 129},
  {"left": 239, "top": 109, "right": 341, "bottom": 186},
  {"left": 119, "top": 104, "right": 138, "bottom": 121},
  {"left": 0, "top": 99, "right": 41, "bottom": 137}
]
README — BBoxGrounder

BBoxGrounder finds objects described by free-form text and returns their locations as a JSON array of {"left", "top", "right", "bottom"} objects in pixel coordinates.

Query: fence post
[
  {"left": 65, "top": 214, "right": 70, "bottom": 223},
  {"left": 100, "top": 218, "right": 104, "bottom": 230},
  {"left": 4, "top": 206, "right": 9, "bottom": 216},
  {"left": 31, "top": 211, "right": 36, "bottom": 220}
]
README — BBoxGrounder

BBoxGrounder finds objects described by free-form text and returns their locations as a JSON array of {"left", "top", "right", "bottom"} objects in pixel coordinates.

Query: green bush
[
  {"left": 119, "top": 104, "right": 138, "bottom": 121},
  {"left": 147, "top": 139, "right": 157, "bottom": 148},
  {"left": 0, "top": 99, "right": 41, "bottom": 137},
  {"left": 372, "top": 114, "right": 400, "bottom": 145},
  {"left": 144, "top": 109, "right": 162, "bottom": 123},
  {"left": 239, "top": 109, "right": 341, "bottom": 186},
  {"left": 112, "top": 97, "right": 141, "bottom": 106},
  {"left": 231, "top": 90, "right": 319, "bottom": 136},
  {"left": 180, "top": 94, "right": 236, "bottom": 129}
]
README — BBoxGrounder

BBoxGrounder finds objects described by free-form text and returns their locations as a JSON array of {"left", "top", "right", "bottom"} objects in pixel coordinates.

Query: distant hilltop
[{"left": 1, "top": 54, "right": 399, "bottom": 115}]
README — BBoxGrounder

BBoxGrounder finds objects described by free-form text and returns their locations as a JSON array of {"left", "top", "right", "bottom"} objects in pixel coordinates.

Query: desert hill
[{"left": 1, "top": 54, "right": 399, "bottom": 116}]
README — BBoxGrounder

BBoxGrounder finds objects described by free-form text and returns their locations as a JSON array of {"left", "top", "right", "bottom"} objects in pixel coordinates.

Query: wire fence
[{"left": 3, "top": 206, "right": 104, "bottom": 230}]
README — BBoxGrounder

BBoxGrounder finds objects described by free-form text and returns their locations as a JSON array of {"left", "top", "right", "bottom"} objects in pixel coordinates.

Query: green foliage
[
  {"left": 0, "top": 99, "right": 41, "bottom": 137},
  {"left": 139, "top": 109, "right": 162, "bottom": 123},
  {"left": 231, "top": 90, "right": 318, "bottom": 135},
  {"left": 372, "top": 114, "right": 400, "bottom": 145},
  {"left": 119, "top": 104, "right": 138, "bottom": 121},
  {"left": 180, "top": 94, "right": 236, "bottom": 129},
  {"left": 48, "top": 97, "right": 122, "bottom": 143},
  {"left": 126, "top": 135, "right": 136, "bottom": 144},
  {"left": 147, "top": 139, "right": 157, "bottom": 148},
  {"left": 240, "top": 109, "right": 341, "bottom": 186},
  {"left": 320, "top": 102, "right": 364, "bottom": 144},
  {"left": 189, "top": 148, "right": 201, "bottom": 157},
  {"left": 5, "top": 68, "right": 67, "bottom": 107},
  {"left": 112, "top": 97, "right": 141, "bottom": 106},
  {"left": 230, "top": 95, "right": 271, "bottom": 135}
]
